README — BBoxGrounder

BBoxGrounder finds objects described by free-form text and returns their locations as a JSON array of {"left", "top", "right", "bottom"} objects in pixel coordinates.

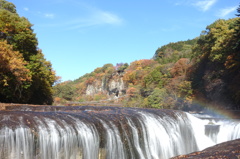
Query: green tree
[
  {"left": 0, "top": 0, "right": 16, "bottom": 13},
  {"left": 144, "top": 66, "right": 165, "bottom": 89},
  {"left": 0, "top": 9, "right": 38, "bottom": 60},
  {"left": 54, "top": 83, "right": 76, "bottom": 101},
  {"left": 147, "top": 88, "right": 168, "bottom": 109},
  {"left": 27, "top": 50, "right": 57, "bottom": 104},
  {"left": 116, "top": 63, "right": 129, "bottom": 72},
  {"left": 233, "top": 4, "right": 240, "bottom": 52}
]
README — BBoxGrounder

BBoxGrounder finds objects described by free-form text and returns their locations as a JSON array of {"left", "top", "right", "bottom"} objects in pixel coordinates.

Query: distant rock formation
[{"left": 86, "top": 72, "right": 126, "bottom": 98}]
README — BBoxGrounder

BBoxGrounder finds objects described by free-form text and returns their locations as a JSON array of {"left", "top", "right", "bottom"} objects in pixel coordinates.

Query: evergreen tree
[{"left": 236, "top": 4, "right": 240, "bottom": 17}]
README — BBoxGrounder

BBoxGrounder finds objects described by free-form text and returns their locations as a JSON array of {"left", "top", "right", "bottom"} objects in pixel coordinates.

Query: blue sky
[{"left": 11, "top": 0, "right": 239, "bottom": 82}]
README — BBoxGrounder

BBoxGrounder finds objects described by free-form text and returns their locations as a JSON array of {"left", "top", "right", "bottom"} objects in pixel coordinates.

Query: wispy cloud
[
  {"left": 65, "top": 11, "right": 123, "bottom": 30},
  {"left": 193, "top": 0, "right": 217, "bottom": 12},
  {"left": 173, "top": 0, "right": 217, "bottom": 11},
  {"left": 34, "top": 11, "right": 56, "bottom": 19},
  {"left": 217, "top": 6, "right": 238, "bottom": 18},
  {"left": 44, "top": 13, "right": 55, "bottom": 19},
  {"left": 23, "top": 8, "right": 56, "bottom": 19},
  {"left": 36, "top": 1, "right": 123, "bottom": 31},
  {"left": 92, "top": 10, "right": 123, "bottom": 25},
  {"left": 65, "top": 0, "right": 123, "bottom": 27},
  {"left": 24, "top": 7, "right": 29, "bottom": 11}
]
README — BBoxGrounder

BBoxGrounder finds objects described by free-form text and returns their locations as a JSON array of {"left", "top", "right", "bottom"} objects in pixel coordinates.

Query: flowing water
[{"left": 0, "top": 106, "right": 239, "bottom": 159}]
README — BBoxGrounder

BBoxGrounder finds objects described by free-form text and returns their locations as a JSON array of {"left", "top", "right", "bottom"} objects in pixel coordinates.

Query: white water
[{"left": 0, "top": 109, "right": 239, "bottom": 159}]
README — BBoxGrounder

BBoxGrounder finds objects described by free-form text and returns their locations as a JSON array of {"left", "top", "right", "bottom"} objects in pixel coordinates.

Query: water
[{"left": 0, "top": 106, "right": 239, "bottom": 159}]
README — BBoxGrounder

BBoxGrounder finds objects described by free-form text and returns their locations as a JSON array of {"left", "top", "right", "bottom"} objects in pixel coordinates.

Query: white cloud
[
  {"left": 193, "top": 0, "right": 217, "bottom": 12},
  {"left": 217, "top": 6, "right": 237, "bottom": 18},
  {"left": 93, "top": 11, "right": 123, "bottom": 25},
  {"left": 37, "top": 1, "right": 123, "bottom": 31},
  {"left": 172, "top": 0, "right": 217, "bottom": 11},
  {"left": 44, "top": 13, "right": 55, "bottom": 19},
  {"left": 24, "top": 7, "right": 29, "bottom": 11},
  {"left": 63, "top": 10, "right": 123, "bottom": 30}
]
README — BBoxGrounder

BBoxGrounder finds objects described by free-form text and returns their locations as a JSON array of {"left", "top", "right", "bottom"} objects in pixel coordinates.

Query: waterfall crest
[{"left": 0, "top": 106, "right": 239, "bottom": 159}]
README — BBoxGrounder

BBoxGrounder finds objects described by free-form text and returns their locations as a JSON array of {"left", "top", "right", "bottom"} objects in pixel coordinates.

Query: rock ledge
[{"left": 171, "top": 139, "right": 240, "bottom": 159}]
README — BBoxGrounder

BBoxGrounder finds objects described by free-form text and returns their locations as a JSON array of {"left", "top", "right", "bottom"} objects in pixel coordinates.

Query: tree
[
  {"left": 0, "top": 9, "right": 38, "bottom": 60},
  {"left": 0, "top": 0, "right": 16, "bottom": 13},
  {"left": 0, "top": 40, "right": 31, "bottom": 102},
  {"left": 234, "top": 4, "right": 240, "bottom": 51},
  {"left": 190, "top": 17, "right": 240, "bottom": 109},
  {"left": 170, "top": 58, "right": 191, "bottom": 77},
  {"left": 0, "top": 0, "right": 57, "bottom": 104},
  {"left": 147, "top": 88, "right": 168, "bottom": 109},
  {"left": 143, "top": 65, "right": 165, "bottom": 89},
  {"left": 115, "top": 63, "right": 129, "bottom": 73},
  {"left": 26, "top": 50, "right": 57, "bottom": 104},
  {"left": 126, "top": 86, "right": 138, "bottom": 98},
  {"left": 236, "top": 4, "right": 240, "bottom": 17},
  {"left": 54, "top": 83, "right": 76, "bottom": 101}
]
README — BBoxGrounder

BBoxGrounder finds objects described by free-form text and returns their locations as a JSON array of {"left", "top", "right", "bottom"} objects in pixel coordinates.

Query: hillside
[
  {"left": 53, "top": 38, "right": 197, "bottom": 109},
  {"left": 0, "top": 0, "right": 57, "bottom": 104},
  {"left": 53, "top": 16, "right": 240, "bottom": 110}
]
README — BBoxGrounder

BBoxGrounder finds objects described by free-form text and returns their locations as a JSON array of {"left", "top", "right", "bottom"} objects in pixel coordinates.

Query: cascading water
[{"left": 0, "top": 106, "right": 239, "bottom": 159}]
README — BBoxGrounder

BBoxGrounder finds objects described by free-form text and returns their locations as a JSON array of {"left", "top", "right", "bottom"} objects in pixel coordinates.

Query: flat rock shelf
[{"left": 171, "top": 138, "right": 240, "bottom": 159}]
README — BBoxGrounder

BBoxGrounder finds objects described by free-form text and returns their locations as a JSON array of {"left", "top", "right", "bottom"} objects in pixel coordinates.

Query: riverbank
[{"left": 0, "top": 103, "right": 47, "bottom": 110}]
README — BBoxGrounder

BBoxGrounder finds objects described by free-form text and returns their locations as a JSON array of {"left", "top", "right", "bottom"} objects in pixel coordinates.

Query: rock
[
  {"left": 86, "top": 73, "right": 126, "bottom": 97},
  {"left": 171, "top": 139, "right": 240, "bottom": 159}
]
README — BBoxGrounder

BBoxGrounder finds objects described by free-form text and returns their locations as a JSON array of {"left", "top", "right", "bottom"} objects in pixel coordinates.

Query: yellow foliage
[
  {"left": 0, "top": 41, "right": 31, "bottom": 86},
  {"left": 136, "top": 66, "right": 142, "bottom": 70}
]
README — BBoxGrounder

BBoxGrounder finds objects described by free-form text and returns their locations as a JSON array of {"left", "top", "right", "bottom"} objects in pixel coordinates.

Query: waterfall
[{"left": 0, "top": 106, "right": 239, "bottom": 159}]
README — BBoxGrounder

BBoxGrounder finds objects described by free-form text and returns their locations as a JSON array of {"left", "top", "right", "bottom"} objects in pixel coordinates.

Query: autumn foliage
[
  {"left": 0, "top": 0, "right": 57, "bottom": 104},
  {"left": 0, "top": 41, "right": 31, "bottom": 84},
  {"left": 53, "top": 5, "right": 240, "bottom": 110}
]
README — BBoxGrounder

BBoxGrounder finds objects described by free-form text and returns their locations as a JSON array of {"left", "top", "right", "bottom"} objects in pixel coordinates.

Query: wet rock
[{"left": 171, "top": 139, "right": 240, "bottom": 159}]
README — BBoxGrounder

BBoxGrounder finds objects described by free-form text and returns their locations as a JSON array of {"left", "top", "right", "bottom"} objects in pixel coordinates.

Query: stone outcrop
[
  {"left": 171, "top": 139, "right": 240, "bottom": 159},
  {"left": 86, "top": 72, "right": 126, "bottom": 97}
]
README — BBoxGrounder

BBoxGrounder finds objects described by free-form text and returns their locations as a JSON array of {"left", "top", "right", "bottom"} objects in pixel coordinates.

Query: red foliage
[
  {"left": 85, "top": 77, "right": 95, "bottom": 85},
  {"left": 126, "top": 87, "right": 138, "bottom": 97},
  {"left": 170, "top": 58, "right": 191, "bottom": 77}
]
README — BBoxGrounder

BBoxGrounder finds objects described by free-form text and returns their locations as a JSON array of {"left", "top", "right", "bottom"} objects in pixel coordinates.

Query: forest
[
  {"left": 0, "top": 0, "right": 239, "bottom": 111},
  {"left": 0, "top": 0, "right": 57, "bottom": 104}
]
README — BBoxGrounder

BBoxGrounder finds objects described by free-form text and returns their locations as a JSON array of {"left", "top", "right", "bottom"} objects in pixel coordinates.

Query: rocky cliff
[{"left": 86, "top": 72, "right": 126, "bottom": 98}]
